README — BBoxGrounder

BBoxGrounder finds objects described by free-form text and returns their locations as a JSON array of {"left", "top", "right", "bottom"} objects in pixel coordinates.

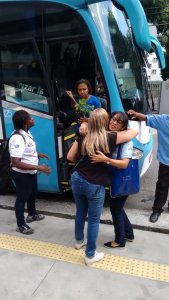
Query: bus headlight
[{"left": 132, "top": 148, "right": 143, "bottom": 159}]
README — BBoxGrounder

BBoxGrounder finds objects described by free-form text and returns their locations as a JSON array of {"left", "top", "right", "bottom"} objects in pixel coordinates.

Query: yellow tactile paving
[{"left": 0, "top": 233, "right": 169, "bottom": 283}]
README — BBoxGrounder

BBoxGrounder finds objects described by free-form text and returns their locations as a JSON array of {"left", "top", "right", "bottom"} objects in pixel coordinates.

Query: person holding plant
[{"left": 66, "top": 78, "right": 101, "bottom": 124}]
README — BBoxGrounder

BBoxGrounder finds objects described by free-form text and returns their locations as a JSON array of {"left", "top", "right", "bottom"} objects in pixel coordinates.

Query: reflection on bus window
[
  {"left": 89, "top": 2, "right": 149, "bottom": 113},
  {"left": 0, "top": 42, "right": 49, "bottom": 113},
  {"left": 45, "top": 6, "right": 86, "bottom": 37},
  {"left": 96, "top": 72, "right": 107, "bottom": 110}
]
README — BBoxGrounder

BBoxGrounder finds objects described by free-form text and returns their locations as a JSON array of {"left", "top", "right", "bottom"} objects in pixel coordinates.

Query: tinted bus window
[
  {"left": 0, "top": 6, "right": 42, "bottom": 40},
  {"left": 0, "top": 42, "right": 49, "bottom": 113},
  {"left": 45, "top": 6, "right": 87, "bottom": 37},
  {"left": 89, "top": 2, "right": 146, "bottom": 112}
]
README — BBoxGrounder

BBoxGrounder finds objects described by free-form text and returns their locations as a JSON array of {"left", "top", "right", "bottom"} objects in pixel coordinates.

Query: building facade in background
[{"left": 146, "top": 24, "right": 163, "bottom": 112}]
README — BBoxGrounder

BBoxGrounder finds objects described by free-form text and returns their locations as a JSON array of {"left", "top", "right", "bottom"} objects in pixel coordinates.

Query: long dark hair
[{"left": 110, "top": 111, "right": 129, "bottom": 130}]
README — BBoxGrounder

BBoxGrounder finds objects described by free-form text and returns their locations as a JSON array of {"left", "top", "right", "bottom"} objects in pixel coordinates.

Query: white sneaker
[
  {"left": 85, "top": 251, "right": 104, "bottom": 266},
  {"left": 74, "top": 239, "right": 87, "bottom": 250}
]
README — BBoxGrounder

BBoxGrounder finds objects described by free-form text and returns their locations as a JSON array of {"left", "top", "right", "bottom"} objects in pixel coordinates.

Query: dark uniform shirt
[{"left": 75, "top": 132, "right": 117, "bottom": 186}]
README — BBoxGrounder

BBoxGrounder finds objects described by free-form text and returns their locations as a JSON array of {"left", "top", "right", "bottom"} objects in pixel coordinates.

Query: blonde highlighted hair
[{"left": 81, "top": 108, "right": 110, "bottom": 156}]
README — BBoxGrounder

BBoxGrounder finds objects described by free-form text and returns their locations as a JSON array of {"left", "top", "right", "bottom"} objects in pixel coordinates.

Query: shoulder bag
[{"left": 110, "top": 145, "right": 140, "bottom": 198}]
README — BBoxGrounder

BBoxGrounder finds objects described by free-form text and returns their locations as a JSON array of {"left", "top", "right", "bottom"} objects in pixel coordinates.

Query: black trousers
[
  {"left": 153, "top": 163, "right": 169, "bottom": 213},
  {"left": 109, "top": 196, "right": 134, "bottom": 246},
  {"left": 11, "top": 170, "right": 37, "bottom": 227}
]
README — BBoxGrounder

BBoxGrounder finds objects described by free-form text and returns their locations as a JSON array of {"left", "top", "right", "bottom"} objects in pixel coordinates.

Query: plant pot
[{"left": 74, "top": 112, "right": 85, "bottom": 122}]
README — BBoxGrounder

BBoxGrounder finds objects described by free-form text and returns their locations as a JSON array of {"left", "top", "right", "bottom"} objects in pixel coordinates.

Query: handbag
[{"left": 110, "top": 146, "right": 140, "bottom": 198}]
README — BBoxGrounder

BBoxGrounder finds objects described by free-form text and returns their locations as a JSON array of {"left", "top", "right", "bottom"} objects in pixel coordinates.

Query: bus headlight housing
[{"left": 132, "top": 148, "right": 143, "bottom": 159}]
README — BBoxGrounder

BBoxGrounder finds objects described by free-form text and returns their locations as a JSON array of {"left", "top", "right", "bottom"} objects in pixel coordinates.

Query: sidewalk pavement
[
  {"left": 0, "top": 184, "right": 169, "bottom": 235},
  {"left": 0, "top": 208, "right": 169, "bottom": 300}
]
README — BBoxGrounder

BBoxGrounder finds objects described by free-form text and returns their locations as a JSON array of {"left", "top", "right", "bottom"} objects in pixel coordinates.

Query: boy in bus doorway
[
  {"left": 9, "top": 110, "right": 50, "bottom": 234},
  {"left": 66, "top": 78, "right": 101, "bottom": 125},
  {"left": 128, "top": 109, "right": 169, "bottom": 223}
]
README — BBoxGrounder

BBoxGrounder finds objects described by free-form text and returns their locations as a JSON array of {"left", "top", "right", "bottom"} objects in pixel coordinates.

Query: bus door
[
  {"left": 0, "top": 102, "right": 4, "bottom": 140},
  {"left": 0, "top": 39, "right": 61, "bottom": 193},
  {"left": 47, "top": 38, "right": 106, "bottom": 187}
]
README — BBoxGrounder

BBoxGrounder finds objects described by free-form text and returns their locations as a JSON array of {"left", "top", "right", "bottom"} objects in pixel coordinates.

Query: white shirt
[{"left": 9, "top": 129, "right": 38, "bottom": 174}]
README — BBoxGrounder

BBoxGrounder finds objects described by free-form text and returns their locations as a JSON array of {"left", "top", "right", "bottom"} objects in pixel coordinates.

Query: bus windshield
[{"left": 89, "top": 0, "right": 148, "bottom": 112}]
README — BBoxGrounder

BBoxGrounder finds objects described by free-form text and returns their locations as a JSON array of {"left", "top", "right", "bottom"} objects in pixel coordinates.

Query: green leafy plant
[{"left": 75, "top": 98, "right": 94, "bottom": 117}]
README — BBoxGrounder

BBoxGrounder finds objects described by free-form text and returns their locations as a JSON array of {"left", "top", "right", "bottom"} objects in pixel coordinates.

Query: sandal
[{"left": 104, "top": 241, "right": 125, "bottom": 248}]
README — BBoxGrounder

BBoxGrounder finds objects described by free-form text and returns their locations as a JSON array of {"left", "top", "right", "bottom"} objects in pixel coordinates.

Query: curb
[{"left": 0, "top": 204, "right": 169, "bottom": 235}]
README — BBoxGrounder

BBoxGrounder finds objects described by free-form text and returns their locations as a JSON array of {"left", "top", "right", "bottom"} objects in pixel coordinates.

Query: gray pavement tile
[
  {"left": 30, "top": 260, "right": 169, "bottom": 300},
  {"left": 1, "top": 209, "right": 169, "bottom": 266},
  {"left": 0, "top": 250, "right": 54, "bottom": 300},
  {"left": 0, "top": 209, "right": 169, "bottom": 300}
]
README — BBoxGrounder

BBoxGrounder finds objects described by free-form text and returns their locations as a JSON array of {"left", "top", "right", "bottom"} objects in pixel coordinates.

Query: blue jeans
[
  {"left": 11, "top": 170, "right": 37, "bottom": 227},
  {"left": 71, "top": 171, "right": 105, "bottom": 258},
  {"left": 110, "top": 196, "right": 134, "bottom": 246}
]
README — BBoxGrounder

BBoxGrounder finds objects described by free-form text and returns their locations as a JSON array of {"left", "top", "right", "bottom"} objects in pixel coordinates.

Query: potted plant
[{"left": 74, "top": 98, "right": 94, "bottom": 121}]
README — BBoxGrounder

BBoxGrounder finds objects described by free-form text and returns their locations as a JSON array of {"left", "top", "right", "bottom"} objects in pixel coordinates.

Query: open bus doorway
[
  {"left": 48, "top": 39, "right": 108, "bottom": 185},
  {"left": 48, "top": 39, "right": 106, "bottom": 128}
]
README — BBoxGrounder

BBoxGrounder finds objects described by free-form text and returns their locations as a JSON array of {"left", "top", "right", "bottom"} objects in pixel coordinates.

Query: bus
[{"left": 0, "top": 0, "right": 165, "bottom": 194}]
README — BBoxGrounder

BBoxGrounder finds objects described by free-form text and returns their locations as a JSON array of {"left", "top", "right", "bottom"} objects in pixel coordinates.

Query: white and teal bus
[{"left": 0, "top": 0, "right": 165, "bottom": 193}]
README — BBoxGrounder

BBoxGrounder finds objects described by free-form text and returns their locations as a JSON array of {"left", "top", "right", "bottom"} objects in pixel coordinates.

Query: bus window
[
  {"left": 89, "top": 2, "right": 149, "bottom": 113},
  {"left": 0, "top": 110, "right": 3, "bottom": 139},
  {"left": 50, "top": 40, "right": 96, "bottom": 91},
  {"left": 0, "top": 42, "right": 49, "bottom": 113},
  {"left": 45, "top": 6, "right": 87, "bottom": 37},
  {"left": 0, "top": 6, "right": 42, "bottom": 40}
]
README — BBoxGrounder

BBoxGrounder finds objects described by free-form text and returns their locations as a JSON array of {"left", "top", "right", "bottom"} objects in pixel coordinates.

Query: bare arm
[
  {"left": 38, "top": 152, "right": 49, "bottom": 159},
  {"left": 67, "top": 141, "right": 78, "bottom": 162},
  {"left": 109, "top": 157, "right": 129, "bottom": 168},
  {"left": 77, "top": 117, "right": 89, "bottom": 124},
  {"left": 90, "top": 151, "right": 130, "bottom": 169},
  {"left": 66, "top": 91, "right": 77, "bottom": 106},
  {"left": 127, "top": 109, "right": 147, "bottom": 121},
  {"left": 11, "top": 157, "right": 50, "bottom": 174},
  {"left": 116, "top": 128, "right": 138, "bottom": 145},
  {"left": 79, "top": 122, "right": 138, "bottom": 144}
]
